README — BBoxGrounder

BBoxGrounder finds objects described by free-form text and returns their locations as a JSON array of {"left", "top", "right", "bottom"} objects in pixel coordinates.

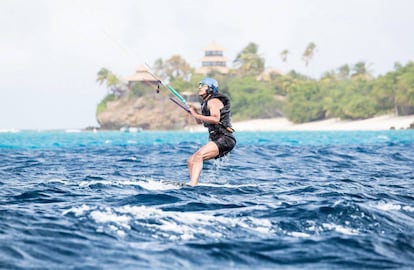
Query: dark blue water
[{"left": 1, "top": 130, "right": 413, "bottom": 269}]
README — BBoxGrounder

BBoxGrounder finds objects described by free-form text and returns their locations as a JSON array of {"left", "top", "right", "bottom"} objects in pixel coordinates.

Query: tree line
[{"left": 97, "top": 42, "right": 414, "bottom": 123}]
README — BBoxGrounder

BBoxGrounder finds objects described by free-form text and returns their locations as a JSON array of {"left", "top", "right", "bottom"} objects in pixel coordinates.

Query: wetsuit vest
[{"left": 201, "top": 93, "right": 233, "bottom": 136}]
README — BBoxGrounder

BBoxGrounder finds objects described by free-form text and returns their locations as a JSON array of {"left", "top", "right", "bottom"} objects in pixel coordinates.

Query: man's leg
[{"left": 187, "top": 142, "right": 219, "bottom": 186}]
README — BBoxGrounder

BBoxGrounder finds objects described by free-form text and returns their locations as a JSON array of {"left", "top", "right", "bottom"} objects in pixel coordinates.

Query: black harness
[{"left": 201, "top": 93, "right": 235, "bottom": 137}]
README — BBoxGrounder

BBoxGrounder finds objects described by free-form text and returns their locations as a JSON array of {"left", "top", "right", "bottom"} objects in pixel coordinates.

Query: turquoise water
[
  {"left": 1, "top": 130, "right": 413, "bottom": 269},
  {"left": 1, "top": 130, "right": 412, "bottom": 148}
]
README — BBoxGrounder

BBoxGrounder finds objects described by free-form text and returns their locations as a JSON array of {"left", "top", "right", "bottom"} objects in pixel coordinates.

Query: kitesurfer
[{"left": 187, "top": 78, "right": 236, "bottom": 186}]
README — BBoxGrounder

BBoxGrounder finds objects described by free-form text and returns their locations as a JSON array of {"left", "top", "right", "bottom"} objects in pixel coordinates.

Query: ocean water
[{"left": 1, "top": 130, "right": 413, "bottom": 269}]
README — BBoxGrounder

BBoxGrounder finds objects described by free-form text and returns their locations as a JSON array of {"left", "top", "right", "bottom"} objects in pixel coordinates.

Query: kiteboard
[{"left": 159, "top": 179, "right": 190, "bottom": 188}]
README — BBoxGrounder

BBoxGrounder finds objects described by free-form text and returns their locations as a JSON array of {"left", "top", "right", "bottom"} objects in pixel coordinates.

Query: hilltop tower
[{"left": 196, "top": 42, "right": 229, "bottom": 75}]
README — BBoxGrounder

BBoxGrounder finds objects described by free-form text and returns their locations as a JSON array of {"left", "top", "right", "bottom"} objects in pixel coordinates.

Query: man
[{"left": 187, "top": 77, "right": 236, "bottom": 186}]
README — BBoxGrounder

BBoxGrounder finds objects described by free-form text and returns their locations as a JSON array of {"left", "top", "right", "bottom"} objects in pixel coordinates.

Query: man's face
[{"left": 198, "top": 84, "right": 209, "bottom": 97}]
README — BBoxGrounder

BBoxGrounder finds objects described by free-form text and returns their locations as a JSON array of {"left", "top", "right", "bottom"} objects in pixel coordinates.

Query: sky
[{"left": 1, "top": 0, "right": 413, "bottom": 130}]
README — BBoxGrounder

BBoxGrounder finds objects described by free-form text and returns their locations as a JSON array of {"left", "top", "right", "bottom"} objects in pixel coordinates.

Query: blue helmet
[{"left": 199, "top": 77, "right": 219, "bottom": 93}]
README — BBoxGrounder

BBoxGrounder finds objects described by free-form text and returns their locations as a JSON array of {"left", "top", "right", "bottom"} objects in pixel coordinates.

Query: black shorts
[{"left": 210, "top": 134, "right": 236, "bottom": 158}]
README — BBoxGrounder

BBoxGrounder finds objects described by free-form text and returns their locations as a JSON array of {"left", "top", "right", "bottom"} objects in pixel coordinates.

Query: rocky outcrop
[{"left": 96, "top": 93, "right": 193, "bottom": 130}]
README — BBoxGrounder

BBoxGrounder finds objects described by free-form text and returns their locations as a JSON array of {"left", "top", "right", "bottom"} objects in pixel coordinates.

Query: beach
[{"left": 188, "top": 114, "right": 414, "bottom": 132}]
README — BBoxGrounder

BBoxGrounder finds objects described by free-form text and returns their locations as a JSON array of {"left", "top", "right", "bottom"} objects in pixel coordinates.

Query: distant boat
[
  {"left": 120, "top": 126, "right": 143, "bottom": 133},
  {"left": 65, "top": 129, "right": 82, "bottom": 133}
]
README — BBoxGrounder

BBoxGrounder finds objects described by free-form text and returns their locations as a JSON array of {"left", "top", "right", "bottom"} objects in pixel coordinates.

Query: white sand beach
[
  {"left": 188, "top": 114, "right": 414, "bottom": 132},
  {"left": 233, "top": 114, "right": 414, "bottom": 131}
]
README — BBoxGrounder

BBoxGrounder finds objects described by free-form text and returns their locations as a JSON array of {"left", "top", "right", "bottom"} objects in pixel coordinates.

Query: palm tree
[
  {"left": 280, "top": 49, "right": 289, "bottom": 71},
  {"left": 280, "top": 49, "right": 289, "bottom": 63},
  {"left": 302, "top": 42, "right": 317, "bottom": 67},
  {"left": 233, "top": 42, "right": 258, "bottom": 67},
  {"left": 351, "top": 61, "right": 373, "bottom": 79},
  {"left": 233, "top": 42, "right": 265, "bottom": 75},
  {"left": 96, "top": 68, "right": 110, "bottom": 86},
  {"left": 337, "top": 64, "right": 350, "bottom": 80},
  {"left": 96, "top": 67, "right": 123, "bottom": 96},
  {"left": 106, "top": 73, "right": 121, "bottom": 89}
]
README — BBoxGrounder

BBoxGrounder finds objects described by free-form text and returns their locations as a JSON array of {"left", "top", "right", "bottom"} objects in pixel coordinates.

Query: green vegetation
[
  {"left": 96, "top": 42, "right": 414, "bottom": 122},
  {"left": 96, "top": 94, "right": 117, "bottom": 114}
]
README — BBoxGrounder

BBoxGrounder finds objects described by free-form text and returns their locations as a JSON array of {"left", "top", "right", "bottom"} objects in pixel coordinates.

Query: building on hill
[
  {"left": 124, "top": 65, "right": 159, "bottom": 90},
  {"left": 196, "top": 42, "right": 229, "bottom": 75}
]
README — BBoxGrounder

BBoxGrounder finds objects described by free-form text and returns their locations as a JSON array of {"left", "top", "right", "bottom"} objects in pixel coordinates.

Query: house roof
[
  {"left": 124, "top": 65, "right": 159, "bottom": 82},
  {"left": 203, "top": 42, "right": 225, "bottom": 51}
]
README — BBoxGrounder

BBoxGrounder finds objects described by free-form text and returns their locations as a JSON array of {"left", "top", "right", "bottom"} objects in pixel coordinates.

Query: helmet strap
[{"left": 201, "top": 93, "right": 211, "bottom": 101}]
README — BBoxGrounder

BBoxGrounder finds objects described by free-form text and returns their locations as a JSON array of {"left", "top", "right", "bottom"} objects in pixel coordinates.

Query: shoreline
[
  {"left": 2, "top": 114, "right": 413, "bottom": 133},
  {"left": 188, "top": 114, "right": 414, "bottom": 132}
]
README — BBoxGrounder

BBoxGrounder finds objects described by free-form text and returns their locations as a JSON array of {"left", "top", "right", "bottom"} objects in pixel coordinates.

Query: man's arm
[{"left": 189, "top": 99, "right": 223, "bottom": 124}]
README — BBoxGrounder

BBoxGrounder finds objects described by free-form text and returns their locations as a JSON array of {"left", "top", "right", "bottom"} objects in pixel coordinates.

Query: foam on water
[
  {"left": 72, "top": 177, "right": 259, "bottom": 191},
  {"left": 63, "top": 204, "right": 274, "bottom": 241},
  {"left": 322, "top": 223, "right": 359, "bottom": 235}
]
